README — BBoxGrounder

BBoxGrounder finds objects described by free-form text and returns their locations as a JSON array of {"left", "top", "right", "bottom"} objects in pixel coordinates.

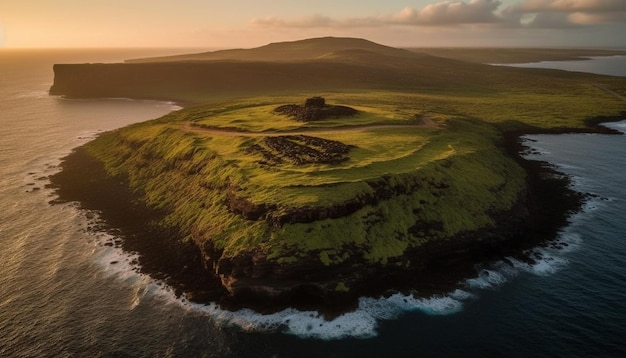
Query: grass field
[
  {"left": 84, "top": 84, "right": 614, "bottom": 266},
  {"left": 62, "top": 39, "right": 626, "bottom": 294}
]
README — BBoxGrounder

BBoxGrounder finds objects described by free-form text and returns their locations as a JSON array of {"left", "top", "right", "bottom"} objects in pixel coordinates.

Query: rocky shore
[
  {"left": 45, "top": 37, "right": 626, "bottom": 316},
  {"left": 48, "top": 118, "right": 625, "bottom": 315}
]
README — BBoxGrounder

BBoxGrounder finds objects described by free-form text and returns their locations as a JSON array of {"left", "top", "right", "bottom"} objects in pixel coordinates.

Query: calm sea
[
  {"left": 1, "top": 50, "right": 625, "bottom": 357},
  {"left": 502, "top": 55, "right": 626, "bottom": 76}
]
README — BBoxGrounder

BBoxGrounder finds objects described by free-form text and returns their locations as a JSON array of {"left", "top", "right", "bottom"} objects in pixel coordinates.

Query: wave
[
  {"left": 176, "top": 228, "right": 581, "bottom": 340},
  {"left": 66, "top": 126, "right": 617, "bottom": 341},
  {"left": 85, "top": 226, "right": 468, "bottom": 339},
  {"left": 80, "top": 211, "right": 584, "bottom": 341},
  {"left": 87, "top": 228, "right": 182, "bottom": 311},
  {"left": 57, "top": 96, "right": 183, "bottom": 112},
  {"left": 74, "top": 140, "right": 604, "bottom": 340}
]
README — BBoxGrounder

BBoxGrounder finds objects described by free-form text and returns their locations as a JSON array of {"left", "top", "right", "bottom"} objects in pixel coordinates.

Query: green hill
[
  {"left": 126, "top": 36, "right": 420, "bottom": 63},
  {"left": 49, "top": 37, "right": 626, "bottom": 312}
]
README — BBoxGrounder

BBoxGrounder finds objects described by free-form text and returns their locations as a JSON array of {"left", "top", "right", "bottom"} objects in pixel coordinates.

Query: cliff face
[
  {"left": 49, "top": 62, "right": 401, "bottom": 102},
  {"left": 203, "top": 179, "right": 533, "bottom": 307},
  {"left": 46, "top": 38, "right": 626, "bottom": 313},
  {"left": 50, "top": 63, "right": 225, "bottom": 99},
  {"left": 48, "top": 97, "right": 545, "bottom": 312},
  {"left": 49, "top": 130, "right": 584, "bottom": 313},
  {"left": 49, "top": 44, "right": 578, "bottom": 105}
]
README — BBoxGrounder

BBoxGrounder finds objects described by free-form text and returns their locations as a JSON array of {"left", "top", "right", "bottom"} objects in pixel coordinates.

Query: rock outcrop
[
  {"left": 274, "top": 97, "right": 358, "bottom": 122},
  {"left": 246, "top": 135, "right": 352, "bottom": 166}
]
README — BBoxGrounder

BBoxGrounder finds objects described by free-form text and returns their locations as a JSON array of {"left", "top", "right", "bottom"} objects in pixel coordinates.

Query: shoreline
[{"left": 47, "top": 113, "right": 626, "bottom": 316}]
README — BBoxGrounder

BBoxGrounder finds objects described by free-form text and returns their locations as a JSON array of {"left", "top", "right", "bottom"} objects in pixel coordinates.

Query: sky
[{"left": 1, "top": 0, "right": 625, "bottom": 49}]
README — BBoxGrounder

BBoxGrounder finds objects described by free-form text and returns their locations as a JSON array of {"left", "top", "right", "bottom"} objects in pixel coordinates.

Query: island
[{"left": 49, "top": 37, "right": 626, "bottom": 314}]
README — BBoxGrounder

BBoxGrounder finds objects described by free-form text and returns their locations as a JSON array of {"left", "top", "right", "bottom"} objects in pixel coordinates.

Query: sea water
[
  {"left": 497, "top": 55, "right": 626, "bottom": 77},
  {"left": 1, "top": 50, "right": 625, "bottom": 357}
]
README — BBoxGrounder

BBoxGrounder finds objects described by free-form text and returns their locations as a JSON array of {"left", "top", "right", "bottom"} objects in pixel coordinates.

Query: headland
[{"left": 48, "top": 37, "right": 626, "bottom": 314}]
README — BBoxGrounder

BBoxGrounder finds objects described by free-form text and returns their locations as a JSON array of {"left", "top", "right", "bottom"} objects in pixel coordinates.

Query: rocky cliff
[{"left": 47, "top": 37, "right": 626, "bottom": 313}]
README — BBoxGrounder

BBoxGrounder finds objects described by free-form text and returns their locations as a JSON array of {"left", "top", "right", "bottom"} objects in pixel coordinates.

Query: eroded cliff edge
[
  {"left": 47, "top": 38, "right": 626, "bottom": 313},
  {"left": 49, "top": 98, "right": 622, "bottom": 314}
]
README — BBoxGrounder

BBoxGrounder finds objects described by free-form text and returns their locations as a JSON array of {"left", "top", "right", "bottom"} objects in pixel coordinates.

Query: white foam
[
  {"left": 150, "top": 121, "right": 622, "bottom": 340},
  {"left": 171, "top": 291, "right": 466, "bottom": 340},
  {"left": 466, "top": 269, "right": 508, "bottom": 289},
  {"left": 467, "top": 231, "right": 581, "bottom": 290},
  {"left": 15, "top": 90, "right": 49, "bottom": 99},
  {"left": 72, "top": 194, "right": 588, "bottom": 341},
  {"left": 74, "top": 211, "right": 474, "bottom": 340},
  {"left": 80, "top": 224, "right": 182, "bottom": 311},
  {"left": 162, "top": 101, "right": 183, "bottom": 111},
  {"left": 64, "top": 193, "right": 589, "bottom": 341},
  {"left": 106, "top": 98, "right": 183, "bottom": 110},
  {"left": 78, "top": 227, "right": 584, "bottom": 341},
  {"left": 449, "top": 288, "right": 475, "bottom": 301},
  {"left": 603, "top": 120, "right": 626, "bottom": 133},
  {"left": 558, "top": 163, "right": 583, "bottom": 171},
  {"left": 580, "top": 194, "right": 613, "bottom": 214},
  {"left": 78, "top": 217, "right": 581, "bottom": 341},
  {"left": 90, "top": 234, "right": 138, "bottom": 276},
  {"left": 531, "top": 255, "right": 567, "bottom": 275}
]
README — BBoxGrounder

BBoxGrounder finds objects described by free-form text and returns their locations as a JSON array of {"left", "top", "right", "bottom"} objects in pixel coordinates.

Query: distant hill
[
  {"left": 126, "top": 37, "right": 421, "bottom": 63},
  {"left": 51, "top": 36, "right": 621, "bottom": 104},
  {"left": 50, "top": 36, "right": 626, "bottom": 309}
]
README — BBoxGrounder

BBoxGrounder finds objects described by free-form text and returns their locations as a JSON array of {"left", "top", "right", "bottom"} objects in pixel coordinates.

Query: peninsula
[{"left": 49, "top": 37, "right": 626, "bottom": 313}]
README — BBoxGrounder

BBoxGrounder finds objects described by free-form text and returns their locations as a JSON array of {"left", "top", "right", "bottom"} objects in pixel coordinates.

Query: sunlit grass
[{"left": 83, "top": 78, "right": 624, "bottom": 266}]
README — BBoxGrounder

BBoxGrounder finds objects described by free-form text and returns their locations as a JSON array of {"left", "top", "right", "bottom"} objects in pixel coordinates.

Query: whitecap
[
  {"left": 81, "top": 222, "right": 581, "bottom": 341},
  {"left": 174, "top": 291, "right": 466, "bottom": 340},
  {"left": 466, "top": 269, "right": 507, "bottom": 289},
  {"left": 75, "top": 198, "right": 586, "bottom": 341},
  {"left": 449, "top": 288, "right": 475, "bottom": 301}
]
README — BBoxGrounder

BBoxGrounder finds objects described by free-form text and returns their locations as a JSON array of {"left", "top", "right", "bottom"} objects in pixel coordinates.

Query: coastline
[
  {"left": 47, "top": 113, "right": 625, "bottom": 316},
  {"left": 44, "top": 41, "right": 626, "bottom": 316}
]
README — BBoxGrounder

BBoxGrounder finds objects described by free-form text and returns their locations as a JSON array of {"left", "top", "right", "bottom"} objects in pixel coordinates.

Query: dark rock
[
  {"left": 247, "top": 135, "right": 352, "bottom": 166},
  {"left": 274, "top": 97, "right": 358, "bottom": 122},
  {"left": 305, "top": 96, "right": 325, "bottom": 108}
]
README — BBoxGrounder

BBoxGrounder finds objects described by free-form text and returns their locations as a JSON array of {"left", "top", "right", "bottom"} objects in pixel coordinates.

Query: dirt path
[
  {"left": 594, "top": 84, "right": 626, "bottom": 102},
  {"left": 182, "top": 120, "right": 436, "bottom": 137}
]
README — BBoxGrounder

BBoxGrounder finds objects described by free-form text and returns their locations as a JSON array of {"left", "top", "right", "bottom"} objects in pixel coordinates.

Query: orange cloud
[
  {"left": 568, "top": 11, "right": 626, "bottom": 24},
  {"left": 253, "top": 15, "right": 335, "bottom": 28},
  {"left": 393, "top": 0, "right": 502, "bottom": 25},
  {"left": 254, "top": 0, "right": 504, "bottom": 28},
  {"left": 252, "top": 0, "right": 626, "bottom": 30},
  {"left": 514, "top": 0, "right": 626, "bottom": 12},
  {"left": 505, "top": 0, "right": 626, "bottom": 27}
]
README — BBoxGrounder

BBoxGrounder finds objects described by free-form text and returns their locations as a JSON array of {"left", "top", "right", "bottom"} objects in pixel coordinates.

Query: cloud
[
  {"left": 567, "top": 11, "right": 626, "bottom": 24},
  {"left": 505, "top": 0, "right": 626, "bottom": 28},
  {"left": 252, "top": 0, "right": 626, "bottom": 30},
  {"left": 520, "top": 12, "right": 578, "bottom": 28},
  {"left": 392, "top": 0, "right": 502, "bottom": 25},
  {"left": 254, "top": 1, "right": 505, "bottom": 28},
  {"left": 253, "top": 15, "right": 336, "bottom": 28},
  {"left": 513, "top": 0, "right": 626, "bottom": 12}
]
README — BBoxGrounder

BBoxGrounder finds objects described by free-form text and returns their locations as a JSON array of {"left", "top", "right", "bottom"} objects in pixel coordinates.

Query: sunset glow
[{"left": 1, "top": 0, "right": 625, "bottom": 48}]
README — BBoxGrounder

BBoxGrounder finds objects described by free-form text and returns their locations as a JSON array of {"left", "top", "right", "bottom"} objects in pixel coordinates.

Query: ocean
[
  {"left": 501, "top": 55, "right": 626, "bottom": 77},
  {"left": 1, "top": 50, "right": 625, "bottom": 357}
]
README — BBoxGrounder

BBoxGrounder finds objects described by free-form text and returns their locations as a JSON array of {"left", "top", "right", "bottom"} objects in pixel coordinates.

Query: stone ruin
[{"left": 274, "top": 97, "right": 358, "bottom": 122}]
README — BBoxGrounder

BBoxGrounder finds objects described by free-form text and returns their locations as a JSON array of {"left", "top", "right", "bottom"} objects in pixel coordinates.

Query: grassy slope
[
  {"left": 53, "top": 38, "right": 626, "bottom": 111},
  {"left": 126, "top": 37, "right": 418, "bottom": 63},
  {"left": 69, "top": 38, "right": 626, "bottom": 292},
  {"left": 84, "top": 83, "right": 624, "bottom": 268},
  {"left": 85, "top": 99, "right": 525, "bottom": 266}
]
